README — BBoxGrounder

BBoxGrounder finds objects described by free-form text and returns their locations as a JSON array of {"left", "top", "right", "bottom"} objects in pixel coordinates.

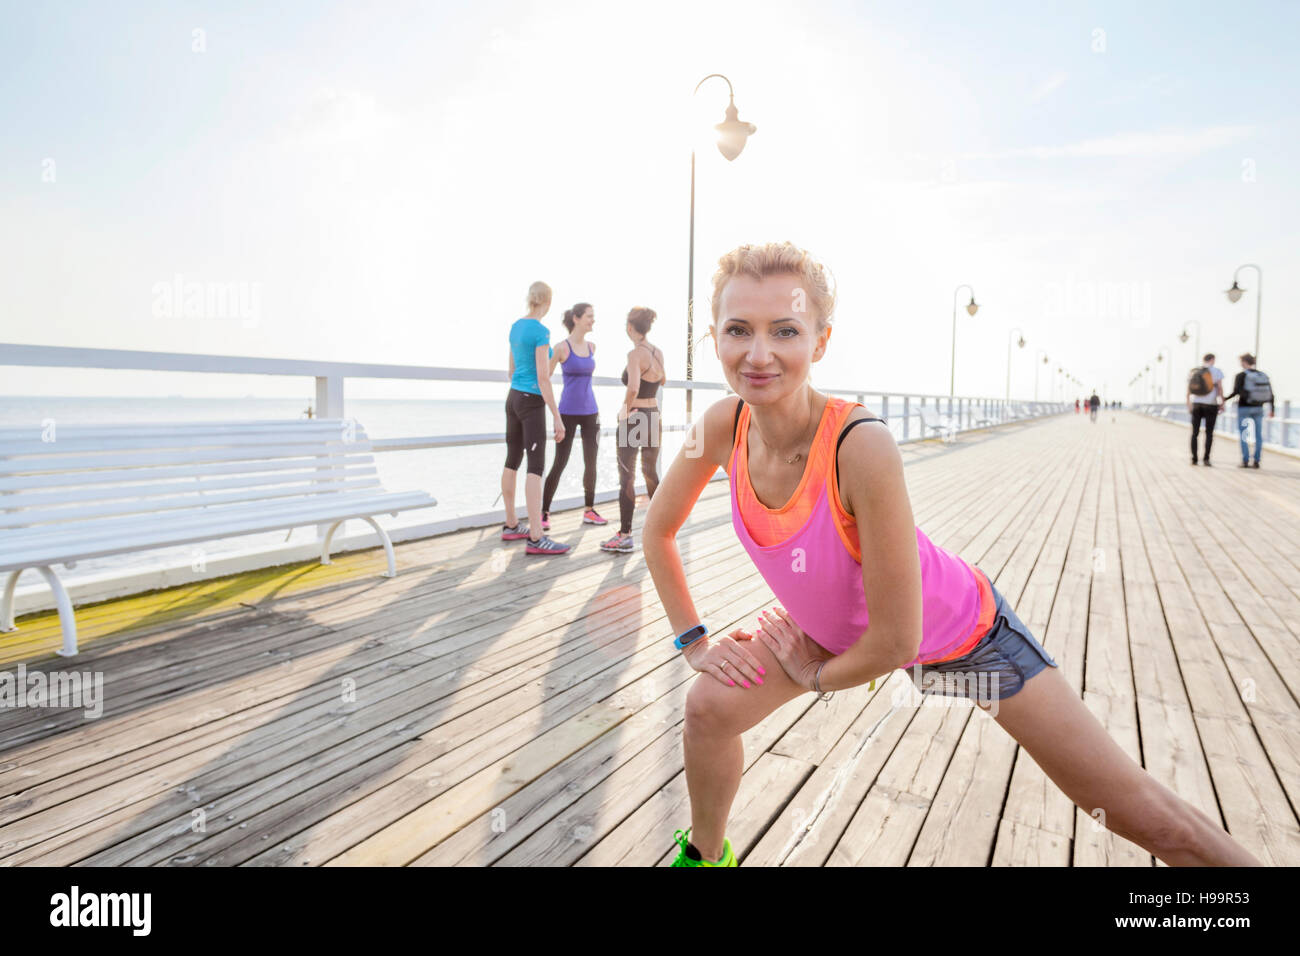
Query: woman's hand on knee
[
  {"left": 683, "top": 629, "right": 767, "bottom": 688},
  {"left": 755, "top": 607, "right": 830, "bottom": 692}
]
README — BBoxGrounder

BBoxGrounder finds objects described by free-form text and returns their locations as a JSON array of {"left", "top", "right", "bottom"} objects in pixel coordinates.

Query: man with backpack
[
  {"left": 1222, "top": 353, "right": 1276, "bottom": 468},
  {"left": 1088, "top": 391, "right": 1100, "bottom": 423},
  {"left": 1186, "top": 353, "right": 1224, "bottom": 466}
]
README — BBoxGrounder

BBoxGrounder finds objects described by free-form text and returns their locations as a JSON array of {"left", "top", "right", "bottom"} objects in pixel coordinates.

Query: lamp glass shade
[
  {"left": 714, "top": 100, "right": 756, "bottom": 162},
  {"left": 1179, "top": 331, "right": 1189, "bottom": 343},
  {"left": 1017, "top": 336, "right": 1026, "bottom": 349},
  {"left": 966, "top": 300, "right": 979, "bottom": 316},
  {"left": 1226, "top": 283, "right": 1244, "bottom": 303}
]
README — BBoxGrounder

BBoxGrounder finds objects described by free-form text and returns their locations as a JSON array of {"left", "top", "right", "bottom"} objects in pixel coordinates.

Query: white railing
[
  {"left": 0, "top": 342, "right": 1067, "bottom": 612},
  {"left": 0, "top": 342, "right": 1066, "bottom": 453},
  {"left": 1133, "top": 401, "right": 1298, "bottom": 450}
]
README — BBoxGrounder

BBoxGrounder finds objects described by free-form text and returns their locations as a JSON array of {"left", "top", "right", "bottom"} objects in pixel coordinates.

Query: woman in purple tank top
[
  {"left": 541, "top": 303, "right": 608, "bottom": 529},
  {"left": 642, "top": 240, "right": 1259, "bottom": 868}
]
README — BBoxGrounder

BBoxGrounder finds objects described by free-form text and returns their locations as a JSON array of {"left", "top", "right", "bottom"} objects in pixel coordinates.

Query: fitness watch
[{"left": 673, "top": 623, "right": 708, "bottom": 650}]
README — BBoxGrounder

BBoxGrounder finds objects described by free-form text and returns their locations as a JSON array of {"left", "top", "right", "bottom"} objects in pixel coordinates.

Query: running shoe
[
  {"left": 541, "top": 512, "right": 550, "bottom": 531},
  {"left": 670, "top": 828, "right": 736, "bottom": 867},
  {"left": 600, "top": 532, "right": 633, "bottom": 553},
  {"left": 501, "top": 523, "right": 530, "bottom": 541},
  {"left": 526, "top": 534, "right": 570, "bottom": 555},
  {"left": 583, "top": 509, "right": 608, "bottom": 525}
]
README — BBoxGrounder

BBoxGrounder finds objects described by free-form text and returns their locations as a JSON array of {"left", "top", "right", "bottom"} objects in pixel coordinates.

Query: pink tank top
[{"left": 728, "top": 396, "right": 993, "bottom": 667}]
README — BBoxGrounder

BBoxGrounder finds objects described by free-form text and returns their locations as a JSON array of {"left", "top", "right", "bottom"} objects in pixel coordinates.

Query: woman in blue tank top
[{"left": 541, "top": 303, "right": 608, "bottom": 529}]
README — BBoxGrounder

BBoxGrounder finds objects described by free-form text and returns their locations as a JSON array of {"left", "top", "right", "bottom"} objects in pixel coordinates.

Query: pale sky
[{"left": 2, "top": 0, "right": 1297, "bottom": 406}]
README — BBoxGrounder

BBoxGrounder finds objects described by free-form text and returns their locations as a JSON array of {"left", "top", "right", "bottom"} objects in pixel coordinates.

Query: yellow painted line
[{"left": 0, "top": 548, "right": 388, "bottom": 668}]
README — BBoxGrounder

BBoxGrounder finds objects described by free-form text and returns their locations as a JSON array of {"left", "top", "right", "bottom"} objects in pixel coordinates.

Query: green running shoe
[{"left": 670, "top": 828, "right": 736, "bottom": 867}]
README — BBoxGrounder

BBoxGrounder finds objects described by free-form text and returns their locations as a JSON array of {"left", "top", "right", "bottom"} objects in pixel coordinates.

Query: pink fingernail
[
  {"left": 759, "top": 667, "right": 766, "bottom": 675},
  {"left": 743, "top": 681, "right": 750, "bottom": 688},
  {"left": 727, "top": 679, "right": 735, "bottom": 686},
  {"left": 756, "top": 677, "right": 763, "bottom": 685}
]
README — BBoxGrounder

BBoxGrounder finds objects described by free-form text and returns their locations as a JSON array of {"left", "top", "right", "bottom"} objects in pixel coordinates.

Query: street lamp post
[
  {"left": 686, "top": 74, "right": 756, "bottom": 422},
  {"left": 1224, "top": 263, "right": 1262, "bottom": 359},
  {"left": 1156, "top": 349, "right": 1169, "bottom": 406},
  {"left": 950, "top": 285, "right": 978, "bottom": 396},
  {"left": 1005, "top": 328, "right": 1025, "bottom": 401}
]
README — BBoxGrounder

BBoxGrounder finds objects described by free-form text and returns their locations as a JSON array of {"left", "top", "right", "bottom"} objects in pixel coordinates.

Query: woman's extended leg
[
  {"left": 542, "top": 413, "right": 579, "bottom": 516},
  {"left": 640, "top": 410, "right": 661, "bottom": 501},
  {"left": 683, "top": 635, "right": 808, "bottom": 862},
  {"left": 616, "top": 430, "right": 638, "bottom": 535},
  {"left": 579, "top": 413, "right": 600, "bottom": 510},
  {"left": 987, "top": 666, "right": 1261, "bottom": 865}
]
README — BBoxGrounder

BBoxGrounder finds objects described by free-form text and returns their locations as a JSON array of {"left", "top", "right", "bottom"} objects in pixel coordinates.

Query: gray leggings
[{"left": 616, "top": 408, "right": 660, "bottom": 534}]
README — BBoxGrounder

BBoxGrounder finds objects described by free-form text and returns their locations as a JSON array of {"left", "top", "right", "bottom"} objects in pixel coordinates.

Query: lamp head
[
  {"left": 1225, "top": 281, "right": 1244, "bottom": 304},
  {"left": 715, "top": 97, "right": 757, "bottom": 161},
  {"left": 1179, "top": 330, "right": 1189, "bottom": 343},
  {"left": 966, "top": 298, "right": 979, "bottom": 317},
  {"left": 1017, "top": 335, "right": 1026, "bottom": 349}
]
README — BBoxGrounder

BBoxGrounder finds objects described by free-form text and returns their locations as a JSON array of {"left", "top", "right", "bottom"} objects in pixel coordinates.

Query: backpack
[
  {"left": 1187, "top": 367, "right": 1213, "bottom": 397},
  {"left": 1243, "top": 369, "right": 1273, "bottom": 404}
]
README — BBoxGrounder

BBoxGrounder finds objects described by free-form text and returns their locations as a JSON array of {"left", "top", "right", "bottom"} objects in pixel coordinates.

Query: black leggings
[
  {"left": 1190, "top": 404, "right": 1218, "bottom": 460},
  {"left": 504, "top": 388, "right": 547, "bottom": 476},
  {"left": 543, "top": 412, "right": 600, "bottom": 513},
  {"left": 617, "top": 408, "right": 661, "bottom": 534}
]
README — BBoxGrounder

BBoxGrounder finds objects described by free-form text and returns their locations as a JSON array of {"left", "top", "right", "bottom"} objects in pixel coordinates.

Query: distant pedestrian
[
  {"left": 1186, "top": 352, "right": 1224, "bottom": 467},
  {"left": 1088, "top": 392, "right": 1100, "bottom": 423},
  {"left": 1074, "top": 398, "right": 1080, "bottom": 414},
  {"left": 1222, "top": 353, "right": 1276, "bottom": 469}
]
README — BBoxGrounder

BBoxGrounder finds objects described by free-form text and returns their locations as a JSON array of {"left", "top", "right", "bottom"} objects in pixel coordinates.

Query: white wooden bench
[
  {"left": 918, "top": 406, "right": 958, "bottom": 440},
  {"left": 0, "top": 419, "right": 437, "bottom": 657}
]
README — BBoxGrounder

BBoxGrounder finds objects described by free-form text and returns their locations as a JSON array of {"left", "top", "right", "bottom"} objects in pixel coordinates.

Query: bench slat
[
  {"left": 0, "top": 455, "right": 376, "bottom": 492},
  {"left": 0, "top": 490, "right": 437, "bottom": 572},
  {"left": 0, "top": 487, "right": 434, "bottom": 556},
  {"left": 0, "top": 445, "right": 377, "bottom": 478},
  {"left": 0, "top": 419, "right": 358, "bottom": 441},
  {"left": 0, "top": 475, "right": 387, "bottom": 529},
  {"left": 0, "top": 463, "right": 379, "bottom": 511}
]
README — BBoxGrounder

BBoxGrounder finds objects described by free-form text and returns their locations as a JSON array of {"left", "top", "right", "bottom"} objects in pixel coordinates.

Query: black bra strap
[
  {"left": 732, "top": 397, "right": 745, "bottom": 445},
  {"left": 835, "top": 416, "right": 886, "bottom": 488}
]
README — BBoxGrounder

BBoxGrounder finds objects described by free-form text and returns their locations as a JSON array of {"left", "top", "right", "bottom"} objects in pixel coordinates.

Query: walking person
[
  {"left": 1222, "top": 353, "right": 1276, "bottom": 469},
  {"left": 541, "top": 303, "right": 609, "bottom": 529},
  {"left": 601, "top": 307, "right": 664, "bottom": 554},
  {"left": 1088, "top": 391, "right": 1100, "bottom": 423},
  {"left": 500, "top": 281, "right": 570, "bottom": 555},
  {"left": 1187, "top": 353, "right": 1225, "bottom": 466},
  {"left": 643, "top": 240, "right": 1260, "bottom": 867}
]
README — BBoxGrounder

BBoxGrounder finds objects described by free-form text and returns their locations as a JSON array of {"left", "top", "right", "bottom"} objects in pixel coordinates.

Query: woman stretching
[
  {"left": 500, "top": 281, "right": 569, "bottom": 555},
  {"left": 602, "top": 307, "right": 665, "bottom": 554},
  {"left": 541, "top": 303, "right": 608, "bottom": 530},
  {"left": 643, "top": 241, "right": 1261, "bottom": 867}
]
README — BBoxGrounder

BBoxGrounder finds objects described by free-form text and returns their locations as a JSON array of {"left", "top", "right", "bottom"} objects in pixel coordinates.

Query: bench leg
[
  {"left": 0, "top": 567, "right": 78, "bottom": 656},
  {"left": 320, "top": 517, "right": 398, "bottom": 579}
]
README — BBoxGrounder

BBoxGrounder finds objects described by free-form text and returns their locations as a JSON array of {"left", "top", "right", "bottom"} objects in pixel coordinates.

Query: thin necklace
[{"left": 759, "top": 392, "right": 817, "bottom": 464}]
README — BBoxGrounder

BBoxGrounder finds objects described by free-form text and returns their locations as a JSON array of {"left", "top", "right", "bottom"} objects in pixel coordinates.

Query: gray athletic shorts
[{"left": 905, "top": 572, "right": 1058, "bottom": 702}]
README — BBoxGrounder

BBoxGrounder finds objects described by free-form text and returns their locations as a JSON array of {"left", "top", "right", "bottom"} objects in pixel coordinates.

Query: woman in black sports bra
[{"left": 602, "top": 306, "right": 665, "bottom": 553}]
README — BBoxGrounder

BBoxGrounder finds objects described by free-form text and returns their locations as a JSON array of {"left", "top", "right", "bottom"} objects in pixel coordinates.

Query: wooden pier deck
[{"left": 2, "top": 411, "right": 1298, "bottom": 866}]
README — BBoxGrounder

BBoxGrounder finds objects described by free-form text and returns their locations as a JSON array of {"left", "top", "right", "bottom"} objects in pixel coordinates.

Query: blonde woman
[
  {"left": 644, "top": 240, "right": 1260, "bottom": 867},
  {"left": 501, "top": 281, "right": 570, "bottom": 555}
]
